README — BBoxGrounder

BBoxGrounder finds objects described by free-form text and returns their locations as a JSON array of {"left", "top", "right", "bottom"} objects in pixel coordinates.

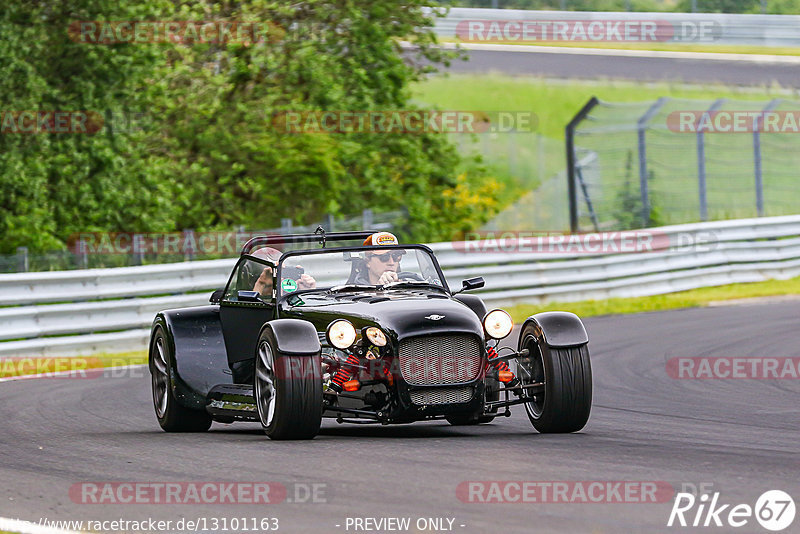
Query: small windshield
[{"left": 277, "top": 247, "right": 445, "bottom": 297}]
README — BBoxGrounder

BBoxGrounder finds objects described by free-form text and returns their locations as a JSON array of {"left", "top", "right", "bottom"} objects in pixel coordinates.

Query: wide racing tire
[
  {"left": 517, "top": 323, "right": 592, "bottom": 433},
  {"left": 254, "top": 328, "right": 323, "bottom": 440}
]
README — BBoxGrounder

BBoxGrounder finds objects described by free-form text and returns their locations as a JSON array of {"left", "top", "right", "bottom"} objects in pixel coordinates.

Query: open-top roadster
[{"left": 149, "top": 229, "right": 592, "bottom": 439}]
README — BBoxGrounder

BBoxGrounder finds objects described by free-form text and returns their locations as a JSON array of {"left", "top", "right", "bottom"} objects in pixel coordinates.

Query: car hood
[{"left": 279, "top": 290, "right": 484, "bottom": 341}]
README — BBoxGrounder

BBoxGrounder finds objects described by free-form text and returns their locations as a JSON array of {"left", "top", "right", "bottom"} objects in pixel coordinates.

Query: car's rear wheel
[
  {"left": 516, "top": 324, "right": 592, "bottom": 433},
  {"left": 254, "top": 329, "right": 322, "bottom": 440},
  {"left": 150, "top": 327, "right": 212, "bottom": 432}
]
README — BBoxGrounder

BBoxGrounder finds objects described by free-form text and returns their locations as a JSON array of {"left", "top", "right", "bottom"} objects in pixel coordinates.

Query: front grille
[
  {"left": 398, "top": 334, "right": 483, "bottom": 386},
  {"left": 409, "top": 387, "right": 473, "bottom": 405}
]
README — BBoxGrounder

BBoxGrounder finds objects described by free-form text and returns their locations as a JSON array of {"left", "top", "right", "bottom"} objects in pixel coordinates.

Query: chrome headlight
[
  {"left": 483, "top": 309, "right": 513, "bottom": 340},
  {"left": 365, "top": 327, "right": 387, "bottom": 347},
  {"left": 326, "top": 319, "right": 357, "bottom": 349}
]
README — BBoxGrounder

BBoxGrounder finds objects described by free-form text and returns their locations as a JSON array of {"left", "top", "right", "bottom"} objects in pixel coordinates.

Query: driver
[
  {"left": 251, "top": 246, "right": 316, "bottom": 296},
  {"left": 354, "top": 232, "right": 404, "bottom": 285}
]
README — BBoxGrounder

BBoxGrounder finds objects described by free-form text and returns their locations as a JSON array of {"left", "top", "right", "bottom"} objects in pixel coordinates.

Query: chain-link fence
[
  {"left": 1, "top": 209, "right": 406, "bottom": 274},
  {"left": 567, "top": 96, "right": 800, "bottom": 233}
]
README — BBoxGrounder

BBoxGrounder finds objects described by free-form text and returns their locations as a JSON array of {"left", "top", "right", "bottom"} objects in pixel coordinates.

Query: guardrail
[
  {"left": 1, "top": 215, "right": 799, "bottom": 357},
  {"left": 433, "top": 8, "right": 800, "bottom": 48}
]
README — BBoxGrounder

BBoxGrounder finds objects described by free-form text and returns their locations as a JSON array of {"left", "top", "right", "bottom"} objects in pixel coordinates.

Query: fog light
[
  {"left": 327, "top": 319, "right": 357, "bottom": 349},
  {"left": 483, "top": 309, "right": 513, "bottom": 340}
]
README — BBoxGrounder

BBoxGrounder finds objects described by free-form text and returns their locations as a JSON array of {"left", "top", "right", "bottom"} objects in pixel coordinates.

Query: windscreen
[{"left": 277, "top": 247, "right": 445, "bottom": 296}]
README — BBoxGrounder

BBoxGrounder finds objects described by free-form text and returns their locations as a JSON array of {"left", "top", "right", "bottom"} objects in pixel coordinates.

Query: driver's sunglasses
[{"left": 369, "top": 251, "right": 403, "bottom": 263}]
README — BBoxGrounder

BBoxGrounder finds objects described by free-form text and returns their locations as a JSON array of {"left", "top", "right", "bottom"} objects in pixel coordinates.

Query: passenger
[{"left": 251, "top": 246, "right": 316, "bottom": 296}]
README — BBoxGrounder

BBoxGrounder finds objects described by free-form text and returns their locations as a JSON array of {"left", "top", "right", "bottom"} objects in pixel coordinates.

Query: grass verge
[
  {"left": 413, "top": 74, "right": 790, "bottom": 140},
  {"left": 507, "top": 276, "right": 800, "bottom": 321},
  {"left": 0, "top": 351, "right": 147, "bottom": 379},
  {"left": 441, "top": 38, "right": 800, "bottom": 57}
]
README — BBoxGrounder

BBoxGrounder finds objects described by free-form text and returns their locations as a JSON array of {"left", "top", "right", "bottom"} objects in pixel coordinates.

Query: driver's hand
[
  {"left": 378, "top": 271, "right": 399, "bottom": 285},
  {"left": 297, "top": 273, "right": 316, "bottom": 289}
]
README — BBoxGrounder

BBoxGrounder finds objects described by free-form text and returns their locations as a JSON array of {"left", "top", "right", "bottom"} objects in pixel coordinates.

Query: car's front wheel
[
  {"left": 254, "top": 328, "right": 323, "bottom": 440},
  {"left": 150, "top": 326, "right": 212, "bottom": 432},
  {"left": 516, "top": 324, "right": 592, "bottom": 433}
]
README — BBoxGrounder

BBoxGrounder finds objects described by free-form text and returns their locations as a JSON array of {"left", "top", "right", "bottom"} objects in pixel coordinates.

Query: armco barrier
[
  {"left": 1, "top": 215, "right": 799, "bottom": 357},
  {"left": 433, "top": 8, "right": 800, "bottom": 48}
]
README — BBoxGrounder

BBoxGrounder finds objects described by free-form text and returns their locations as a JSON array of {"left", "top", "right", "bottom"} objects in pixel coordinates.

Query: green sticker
[{"left": 281, "top": 278, "right": 298, "bottom": 292}]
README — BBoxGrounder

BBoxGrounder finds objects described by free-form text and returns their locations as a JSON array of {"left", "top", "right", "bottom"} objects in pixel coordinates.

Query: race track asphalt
[
  {"left": 0, "top": 300, "right": 798, "bottom": 533},
  {"left": 446, "top": 47, "right": 800, "bottom": 88}
]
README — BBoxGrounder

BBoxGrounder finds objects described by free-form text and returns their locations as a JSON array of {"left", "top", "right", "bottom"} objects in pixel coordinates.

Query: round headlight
[
  {"left": 365, "top": 327, "right": 387, "bottom": 347},
  {"left": 327, "top": 319, "right": 357, "bottom": 349},
  {"left": 483, "top": 309, "right": 513, "bottom": 340}
]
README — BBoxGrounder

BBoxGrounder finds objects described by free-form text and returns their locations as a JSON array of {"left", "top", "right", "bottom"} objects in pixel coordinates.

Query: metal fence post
[
  {"left": 566, "top": 97, "right": 599, "bottom": 233},
  {"left": 637, "top": 97, "right": 669, "bottom": 227},
  {"left": 182, "top": 229, "right": 196, "bottom": 261},
  {"left": 754, "top": 99, "right": 781, "bottom": 217},
  {"left": 323, "top": 214, "right": 335, "bottom": 232},
  {"left": 537, "top": 134, "right": 545, "bottom": 186},
  {"left": 362, "top": 209, "right": 374, "bottom": 231},
  {"left": 16, "top": 246, "right": 28, "bottom": 273},
  {"left": 697, "top": 99, "right": 726, "bottom": 222},
  {"left": 280, "top": 218, "right": 293, "bottom": 234},
  {"left": 132, "top": 233, "right": 144, "bottom": 266},
  {"left": 77, "top": 239, "right": 88, "bottom": 269}
]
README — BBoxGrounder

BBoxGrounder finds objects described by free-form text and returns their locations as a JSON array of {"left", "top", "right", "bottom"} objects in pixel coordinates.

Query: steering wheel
[{"left": 397, "top": 271, "right": 423, "bottom": 281}]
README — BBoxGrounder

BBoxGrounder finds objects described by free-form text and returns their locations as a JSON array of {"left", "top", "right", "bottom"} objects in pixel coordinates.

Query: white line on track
[
  {"left": 430, "top": 41, "right": 800, "bottom": 64},
  {"left": 0, "top": 364, "right": 147, "bottom": 383},
  {"left": 0, "top": 517, "right": 83, "bottom": 534}
]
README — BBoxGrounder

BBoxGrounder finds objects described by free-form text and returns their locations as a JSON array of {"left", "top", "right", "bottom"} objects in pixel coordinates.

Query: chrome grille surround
[
  {"left": 409, "top": 387, "right": 474, "bottom": 406},
  {"left": 398, "top": 334, "right": 483, "bottom": 386}
]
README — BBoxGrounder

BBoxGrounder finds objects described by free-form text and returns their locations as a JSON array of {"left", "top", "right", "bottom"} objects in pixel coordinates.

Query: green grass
[
  {"left": 412, "top": 74, "right": 789, "bottom": 139},
  {"left": 507, "top": 275, "right": 800, "bottom": 321},
  {"left": 0, "top": 351, "right": 147, "bottom": 378},
  {"left": 442, "top": 38, "right": 800, "bottom": 57},
  {"left": 413, "top": 75, "right": 800, "bottom": 227}
]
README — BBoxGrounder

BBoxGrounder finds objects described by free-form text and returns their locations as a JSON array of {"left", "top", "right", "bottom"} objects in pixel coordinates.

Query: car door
[{"left": 219, "top": 256, "right": 275, "bottom": 368}]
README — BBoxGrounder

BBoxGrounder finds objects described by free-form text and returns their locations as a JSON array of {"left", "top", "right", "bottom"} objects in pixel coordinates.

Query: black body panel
[
  {"left": 220, "top": 303, "right": 273, "bottom": 364},
  {"left": 263, "top": 319, "right": 321, "bottom": 355},
  {"left": 278, "top": 291, "right": 483, "bottom": 341},
  {"left": 523, "top": 311, "right": 589, "bottom": 348},
  {"left": 453, "top": 293, "right": 488, "bottom": 320},
  {"left": 152, "top": 306, "right": 232, "bottom": 409}
]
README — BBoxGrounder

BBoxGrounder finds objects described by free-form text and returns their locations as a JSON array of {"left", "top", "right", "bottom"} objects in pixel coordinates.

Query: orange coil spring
[
  {"left": 332, "top": 353, "right": 360, "bottom": 387},
  {"left": 487, "top": 346, "right": 512, "bottom": 374}
]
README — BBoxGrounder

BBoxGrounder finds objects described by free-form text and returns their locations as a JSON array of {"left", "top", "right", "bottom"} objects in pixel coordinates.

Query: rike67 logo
[{"left": 668, "top": 490, "right": 795, "bottom": 531}]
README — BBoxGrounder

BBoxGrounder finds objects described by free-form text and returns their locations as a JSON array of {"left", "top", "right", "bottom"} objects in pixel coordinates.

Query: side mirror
[
  {"left": 237, "top": 290, "right": 263, "bottom": 302},
  {"left": 453, "top": 276, "right": 485, "bottom": 294},
  {"left": 210, "top": 289, "right": 224, "bottom": 303}
]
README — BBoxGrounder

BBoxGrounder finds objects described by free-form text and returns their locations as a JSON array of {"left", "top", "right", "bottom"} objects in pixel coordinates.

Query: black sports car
[{"left": 149, "top": 229, "right": 592, "bottom": 440}]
